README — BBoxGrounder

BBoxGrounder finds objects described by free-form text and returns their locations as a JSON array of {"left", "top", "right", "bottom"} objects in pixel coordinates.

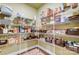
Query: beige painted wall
[
  {"left": 0, "top": 3, "right": 37, "bottom": 20},
  {"left": 36, "top": 3, "right": 63, "bottom": 29},
  {"left": 37, "top": 3, "right": 79, "bottom": 29}
]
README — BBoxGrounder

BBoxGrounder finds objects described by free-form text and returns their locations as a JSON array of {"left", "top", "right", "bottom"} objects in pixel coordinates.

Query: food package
[{"left": 8, "top": 38, "right": 15, "bottom": 44}]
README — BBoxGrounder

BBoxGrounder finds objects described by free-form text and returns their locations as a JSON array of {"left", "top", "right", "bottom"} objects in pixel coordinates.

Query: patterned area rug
[{"left": 18, "top": 47, "right": 49, "bottom": 55}]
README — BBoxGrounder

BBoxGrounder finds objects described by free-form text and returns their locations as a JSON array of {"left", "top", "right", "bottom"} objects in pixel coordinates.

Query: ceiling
[{"left": 27, "top": 3, "right": 45, "bottom": 10}]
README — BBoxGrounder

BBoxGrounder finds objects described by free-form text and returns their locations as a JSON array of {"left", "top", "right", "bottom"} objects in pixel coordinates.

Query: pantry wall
[
  {"left": 0, "top": 3, "right": 38, "bottom": 55},
  {"left": 37, "top": 3, "right": 79, "bottom": 55}
]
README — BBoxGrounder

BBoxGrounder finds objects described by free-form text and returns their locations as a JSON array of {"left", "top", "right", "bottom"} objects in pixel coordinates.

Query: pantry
[{"left": 0, "top": 3, "right": 79, "bottom": 55}]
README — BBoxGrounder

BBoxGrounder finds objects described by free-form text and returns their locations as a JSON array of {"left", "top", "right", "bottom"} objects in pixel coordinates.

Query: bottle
[{"left": 3, "top": 27, "right": 8, "bottom": 34}]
